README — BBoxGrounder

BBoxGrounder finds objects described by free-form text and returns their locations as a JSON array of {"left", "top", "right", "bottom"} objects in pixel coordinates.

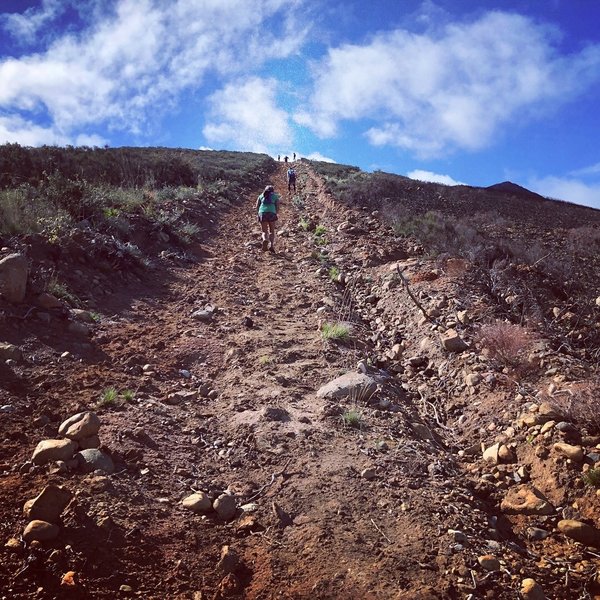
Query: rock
[
  {"left": 182, "top": 492, "right": 212, "bottom": 514},
  {"left": 75, "top": 449, "right": 114, "bottom": 474},
  {"left": 557, "top": 520, "right": 600, "bottom": 547},
  {"left": 498, "top": 444, "right": 516, "bottom": 463},
  {"left": 23, "top": 485, "right": 72, "bottom": 523},
  {"left": 192, "top": 309, "right": 214, "bottom": 322},
  {"left": 465, "top": 373, "right": 481, "bottom": 387},
  {"left": 166, "top": 390, "right": 198, "bottom": 404},
  {"left": 500, "top": 485, "right": 555, "bottom": 515},
  {"left": 0, "top": 342, "right": 22, "bottom": 361},
  {"left": 456, "top": 310, "right": 470, "bottom": 324},
  {"left": 440, "top": 329, "right": 468, "bottom": 353},
  {"left": 78, "top": 435, "right": 101, "bottom": 450},
  {"left": 23, "top": 520, "right": 59, "bottom": 542},
  {"left": 540, "top": 421, "right": 555, "bottom": 434},
  {"left": 213, "top": 494, "right": 237, "bottom": 521},
  {"left": 32, "top": 439, "right": 77, "bottom": 465},
  {"left": 4, "top": 537, "right": 22, "bottom": 551},
  {"left": 553, "top": 442, "right": 584, "bottom": 462},
  {"left": 67, "top": 321, "right": 90, "bottom": 336},
  {"left": 37, "top": 293, "right": 63, "bottom": 309},
  {"left": 71, "top": 309, "right": 95, "bottom": 323},
  {"left": 217, "top": 545, "right": 241, "bottom": 574},
  {"left": 538, "top": 402, "right": 563, "bottom": 422},
  {"left": 58, "top": 411, "right": 101, "bottom": 441},
  {"left": 478, "top": 555, "right": 501, "bottom": 571},
  {"left": 483, "top": 443, "right": 500, "bottom": 465},
  {"left": 527, "top": 527, "right": 550, "bottom": 541},
  {"left": 316, "top": 372, "right": 377, "bottom": 401},
  {"left": 0, "top": 253, "right": 28, "bottom": 303},
  {"left": 448, "top": 529, "right": 467, "bottom": 543},
  {"left": 412, "top": 423, "right": 436, "bottom": 442},
  {"left": 361, "top": 468, "right": 376, "bottom": 480},
  {"left": 520, "top": 578, "right": 547, "bottom": 600},
  {"left": 261, "top": 406, "right": 290, "bottom": 422}
]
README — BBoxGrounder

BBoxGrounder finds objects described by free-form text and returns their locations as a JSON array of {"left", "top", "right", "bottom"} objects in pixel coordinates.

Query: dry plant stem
[
  {"left": 396, "top": 266, "right": 447, "bottom": 331},
  {"left": 245, "top": 458, "right": 294, "bottom": 503},
  {"left": 370, "top": 518, "right": 392, "bottom": 544}
]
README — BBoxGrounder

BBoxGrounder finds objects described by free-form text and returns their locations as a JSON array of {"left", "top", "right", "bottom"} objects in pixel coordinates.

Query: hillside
[{"left": 1, "top": 148, "right": 600, "bottom": 599}]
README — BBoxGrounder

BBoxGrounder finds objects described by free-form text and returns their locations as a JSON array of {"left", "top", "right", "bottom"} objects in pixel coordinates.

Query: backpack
[{"left": 287, "top": 168, "right": 296, "bottom": 181}]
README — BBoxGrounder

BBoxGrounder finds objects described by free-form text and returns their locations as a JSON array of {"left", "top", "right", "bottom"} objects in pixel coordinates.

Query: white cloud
[
  {"left": 303, "top": 152, "right": 336, "bottom": 163},
  {"left": 0, "top": 0, "right": 308, "bottom": 145},
  {"left": 0, "top": 114, "right": 69, "bottom": 146},
  {"left": 407, "top": 169, "right": 465, "bottom": 186},
  {"left": 569, "top": 162, "right": 600, "bottom": 177},
  {"left": 297, "top": 11, "right": 600, "bottom": 157},
  {"left": 529, "top": 176, "right": 600, "bottom": 209},
  {"left": 2, "top": 0, "right": 64, "bottom": 44},
  {"left": 202, "top": 78, "right": 292, "bottom": 153}
]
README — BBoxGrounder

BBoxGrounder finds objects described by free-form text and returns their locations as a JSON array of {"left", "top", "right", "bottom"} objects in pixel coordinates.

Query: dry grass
[
  {"left": 475, "top": 321, "right": 536, "bottom": 369},
  {"left": 547, "top": 381, "right": 600, "bottom": 435}
]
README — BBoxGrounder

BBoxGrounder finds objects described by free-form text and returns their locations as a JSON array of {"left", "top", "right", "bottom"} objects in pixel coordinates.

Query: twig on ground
[
  {"left": 396, "top": 266, "right": 447, "bottom": 331},
  {"left": 244, "top": 458, "right": 294, "bottom": 503},
  {"left": 370, "top": 518, "right": 392, "bottom": 544}
]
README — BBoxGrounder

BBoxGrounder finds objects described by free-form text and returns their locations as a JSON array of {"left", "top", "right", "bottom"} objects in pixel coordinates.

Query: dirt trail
[{"left": 9, "top": 162, "right": 598, "bottom": 599}]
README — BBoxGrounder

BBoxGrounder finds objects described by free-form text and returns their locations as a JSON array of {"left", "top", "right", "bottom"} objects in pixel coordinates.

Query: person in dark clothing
[{"left": 287, "top": 167, "right": 296, "bottom": 193}]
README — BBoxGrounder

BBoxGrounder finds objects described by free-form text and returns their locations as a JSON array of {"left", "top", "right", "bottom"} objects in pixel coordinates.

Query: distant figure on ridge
[
  {"left": 293, "top": 152, "right": 296, "bottom": 161},
  {"left": 287, "top": 167, "right": 296, "bottom": 193},
  {"left": 284, "top": 155, "right": 288, "bottom": 163},
  {"left": 256, "top": 185, "right": 279, "bottom": 252},
  {"left": 277, "top": 154, "right": 280, "bottom": 161}
]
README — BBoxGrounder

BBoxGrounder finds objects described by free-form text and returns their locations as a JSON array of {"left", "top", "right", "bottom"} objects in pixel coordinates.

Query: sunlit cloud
[
  {"left": 297, "top": 11, "right": 600, "bottom": 157},
  {"left": 529, "top": 175, "right": 600, "bottom": 209},
  {"left": 407, "top": 169, "right": 465, "bottom": 185}
]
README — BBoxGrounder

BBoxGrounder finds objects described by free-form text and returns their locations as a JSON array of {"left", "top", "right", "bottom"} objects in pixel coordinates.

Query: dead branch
[{"left": 396, "top": 266, "right": 447, "bottom": 331}]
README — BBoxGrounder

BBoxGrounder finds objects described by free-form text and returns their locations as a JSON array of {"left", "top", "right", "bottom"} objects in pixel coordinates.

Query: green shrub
[
  {"left": 99, "top": 387, "right": 119, "bottom": 407},
  {"left": 329, "top": 266, "right": 340, "bottom": 281},
  {"left": 321, "top": 322, "right": 350, "bottom": 341},
  {"left": 342, "top": 409, "right": 362, "bottom": 429}
]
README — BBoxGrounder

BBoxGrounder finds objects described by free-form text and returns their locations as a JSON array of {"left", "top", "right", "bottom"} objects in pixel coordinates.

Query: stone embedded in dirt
[
  {"left": 23, "top": 484, "right": 72, "bottom": 523},
  {"left": 67, "top": 321, "right": 90, "bottom": 336},
  {"left": 58, "top": 411, "right": 101, "bottom": 441},
  {"left": 464, "top": 373, "right": 481, "bottom": 387},
  {"left": 213, "top": 493, "right": 237, "bottom": 521},
  {"left": 261, "top": 406, "right": 290, "bottom": 422},
  {"left": 540, "top": 421, "right": 555, "bottom": 434},
  {"left": 412, "top": 423, "right": 436, "bottom": 442},
  {"left": 557, "top": 520, "right": 600, "bottom": 547},
  {"left": 37, "top": 292, "right": 63, "bottom": 309},
  {"left": 520, "top": 578, "right": 547, "bottom": 600},
  {"left": 217, "top": 545, "right": 241, "bottom": 575},
  {"left": 0, "top": 342, "right": 21, "bottom": 362},
  {"left": 218, "top": 573, "right": 241, "bottom": 596},
  {"left": 483, "top": 443, "right": 501, "bottom": 464},
  {"left": 477, "top": 555, "right": 501, "bottom": 571},
  {"left": 500, "top": 485, "right": 555, "bottom": 515},
  {"left": 537, "top": 402, "right": 563, "bottom": 422},
  {"left": 448, "top": 529, "right": 467, "bottom": 543},
  {"left": 316, "top": 372, "right": 377, "bottom": 401},
  {"left": 166, "top": 390, "right": 198, "bottom": 404},
  {"left": 76, "top": 448, "right": 114, "bottom": 474},
  {"left": 553, "top": 442, "right": 584, "bottom": 462},
  {"left": 527, "top": 527, "right": 550, "bottom": 541},
  {"left": 361, "top": 467, "right": 376, "bottom": 480},
  {"left": 71, "top": 309, "right": 95, "bottom": 323},
  {"left": 4, "top": 537, "right": 22, "bottom": 552},
  {"left": 192, "top": 308, "right": 214, "bottom": 322},
  {"left": 0, "top": 253, "right": 28, "bottom": 303},
  {"left": 23, "top": 520, "right": 60, "bottom": 543},
  {"left": 440, "top": 329, "right": 468, "bottom": 353},
  {"left": 32, "top": 439, "right": 77, "bottom": 465},
  {"left": 182, "top": 492, "right": 212, "bottom": 514},
  {"left": 498, "top": 444, "right": 516, "bottom": 463}
]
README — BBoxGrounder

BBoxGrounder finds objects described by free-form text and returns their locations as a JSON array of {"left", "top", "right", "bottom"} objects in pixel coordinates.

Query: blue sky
[{"left": 1, "top": 1, "right": 600, "bottom": 208}]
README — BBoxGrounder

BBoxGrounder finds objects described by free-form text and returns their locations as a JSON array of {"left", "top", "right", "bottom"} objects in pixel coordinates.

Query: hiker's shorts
[{"left": 258, "top": 212, "right": 278, "bottom": 223}]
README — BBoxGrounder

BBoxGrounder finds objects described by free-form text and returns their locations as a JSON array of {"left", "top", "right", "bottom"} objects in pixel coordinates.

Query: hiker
[
  {"left": 277, "top": 154, "right": 280, "bottom": 161},
  {"left": 284, "top": 155, "right": 288, "bottom": 163},
  {"left": 256, "top": 185, "right": 279, "bottom": 252},
  {"left": 287, "top": 167, "right": 296, "bottom": 193},
  {"left": 293, "top": 152, "right": 296, "bottom": 161}
]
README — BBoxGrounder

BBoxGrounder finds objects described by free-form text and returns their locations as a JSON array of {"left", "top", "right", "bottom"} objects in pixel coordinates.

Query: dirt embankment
[{"left": 1, "top": 162, "right": 599, "bottom": 599}]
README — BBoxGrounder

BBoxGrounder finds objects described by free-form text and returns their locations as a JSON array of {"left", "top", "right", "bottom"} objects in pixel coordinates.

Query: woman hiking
[{"left": 256, "top": 185, "right": 280, "bottom": 252}]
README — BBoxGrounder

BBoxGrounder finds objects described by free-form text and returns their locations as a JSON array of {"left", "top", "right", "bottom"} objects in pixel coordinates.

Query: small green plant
[
  {"left": 342, "top": 408, "right": 362, "bottom": 429},
  {"left": 178, "top": 221, "right": 201, "bottom": 242},
  {"left": 582, "top": 468, "right": 600, "bottom": 488},
  {"left": 329, "top": 266, "right": 340, "bottom": 281},
  {"left": 299, "top": 217, "right": 310, "bottom": 231},
  {"left": 321, "top": 322, "right": 350, "bottom": 341},
  {"left": 90, "top": 312, "right": 101, "bottom": 323},
  {"left": 314, "top": 224, "right": 326, "bottom": 236},
  {"left": 122, "top": 389, "right": 135, "bottom": 403},
  {"left": 103, "top": 207, "right": 121, "bottom": 218},
  {"left": 47, "top": 275, "right": 81, "bottom": 307},
  {"left": 258, "top": 355, "right": 272, "bottom": 365},
  {"left": 99, "top": 387, "right": 119, "bottom": 407}
]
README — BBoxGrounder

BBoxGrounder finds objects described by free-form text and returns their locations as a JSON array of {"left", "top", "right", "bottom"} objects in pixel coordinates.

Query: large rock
[
  {"left": 58, "top": 411, "right": 101, "bottom": 441},
  {"left": 213, "top": 494, "right": 237, "bottom": 521},
  {"left": 76, "top": 449, "right": 114, "bottom": 474},
  {"left": 0, "top": 342, "right": 21, "bottom": 361},
  {"left": 520, "top": 578, "right": 547, "bottom": 600},
  {"left": 182, "top": 492, "right": 212, "bottom": 514},
  {"left": 440, "top": 329, "right": 468, "bottom": 353},
  {"left": 500, "top": 485, "right": 555, "bottom": 515},
  {"left": 32, "top": 439, "right": 77, "bottom": 465},
  {"left": 23, "top": 520, "right": 59, "bottom": 542},
  {"left": 23, "top": 485, "right": 72, "bottom": 523},
  {"left": 557, "top": 520, "right": 600, "bottom": 547},
  {"left": 0, "top": 253, "right": 28, "bottom": 303},
  {"left": 37, "top": 293, "right": 63, "bottom": 309},
  {"left": 316, "top": 372, "right": 377, "bottom": 401},
  {"left": 553, "top": 442, "right": 584, "bottom": 462}
]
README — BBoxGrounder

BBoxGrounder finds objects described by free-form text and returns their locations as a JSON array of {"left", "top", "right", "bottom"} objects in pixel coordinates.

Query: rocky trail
[{"left": 1, "top": 162, "right": 600, "bottom": 599}]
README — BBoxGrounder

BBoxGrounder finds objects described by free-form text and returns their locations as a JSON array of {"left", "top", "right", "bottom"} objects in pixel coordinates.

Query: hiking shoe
[{"left": 261, "top": 240, "right": 269, "bottom": 251}]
